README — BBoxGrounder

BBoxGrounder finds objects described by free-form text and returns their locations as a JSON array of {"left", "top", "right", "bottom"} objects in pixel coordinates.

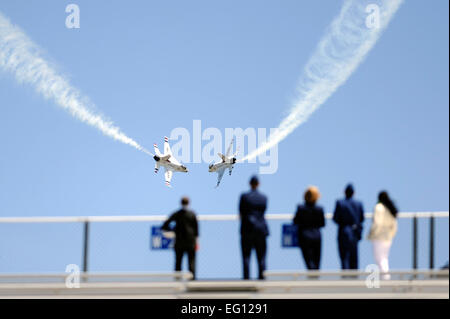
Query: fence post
[
  {"left": 413, "top": 216, "right": 418, "bottom": 270},
  {"left": 83, "top": 221, "right": 90, "bottom": 274},
  {"left": 429, "top": 215, "right": 435, "bottom": 269}
]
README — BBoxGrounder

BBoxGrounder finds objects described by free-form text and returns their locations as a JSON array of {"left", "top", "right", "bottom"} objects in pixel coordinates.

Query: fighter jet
[
  {"left": 208, "top": 138, "right": 238, "bottom": 188},
  {"left": 153, "top": 136, "right": 188, "bottom": 187}
]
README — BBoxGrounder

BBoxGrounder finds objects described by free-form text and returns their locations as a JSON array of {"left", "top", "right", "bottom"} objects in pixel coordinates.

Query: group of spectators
[
  {"left": 293, "top": 183, "right": 398, "bottom": 280},
  {"left": 162, "top": 176, "right": 398, "bottom": 280}
]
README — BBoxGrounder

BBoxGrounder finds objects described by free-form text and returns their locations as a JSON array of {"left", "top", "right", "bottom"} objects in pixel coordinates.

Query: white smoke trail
[
  {"left": 242, "top": 0, "right": 403, "bottom": 162},
  {"left": 0, "top": 12, "right": 152, "bottom": 156}
]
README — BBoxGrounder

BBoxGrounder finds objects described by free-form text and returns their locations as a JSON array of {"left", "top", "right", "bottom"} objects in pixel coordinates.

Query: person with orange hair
[{"left": 293, "top": 186, "right": 326, "bottom": 270}]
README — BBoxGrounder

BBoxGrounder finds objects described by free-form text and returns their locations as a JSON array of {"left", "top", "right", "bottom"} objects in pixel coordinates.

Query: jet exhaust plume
[
  {"left": 242, "top": 0, "right": 403, "bottom": 162},
  {"left": 0, "top": 11, "right": 152, "bottom": 156}
]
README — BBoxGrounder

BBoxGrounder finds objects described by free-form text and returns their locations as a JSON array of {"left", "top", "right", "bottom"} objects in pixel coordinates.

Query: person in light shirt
[{"left": 367, "top": 191, "right": 398, "bottom": 280}]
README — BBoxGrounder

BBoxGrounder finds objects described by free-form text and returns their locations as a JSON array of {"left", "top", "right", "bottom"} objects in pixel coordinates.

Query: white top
[{"left": 367, "top": 203, "right": 398, "bottom": 242}]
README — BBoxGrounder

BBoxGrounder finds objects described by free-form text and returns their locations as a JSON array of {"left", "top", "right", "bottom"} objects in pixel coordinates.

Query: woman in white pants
[{"left": 367, "top": 191, "right": 398, "bottom": 280}]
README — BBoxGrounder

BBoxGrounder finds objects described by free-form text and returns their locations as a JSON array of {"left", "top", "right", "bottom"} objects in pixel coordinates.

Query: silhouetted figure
[
  {"left": 293, "top": 186, "right": 325, "bottom": 270},
  {"left": 239, "top": 176, "right": 269, "bottom": 280},
  {"left": 162, "top": 197, "right": 199, "bottom": 280},
  {"left": 333, "top": 184, "right": 364, "bottom": 270},
  {"left": 367, "top": 191, "right": 398, "bottom": 280}
]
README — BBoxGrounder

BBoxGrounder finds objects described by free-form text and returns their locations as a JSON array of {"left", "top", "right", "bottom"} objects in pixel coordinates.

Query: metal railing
[
  {"left": 0, "top": 271, "right": 193, "bottom": 283},
  {"left": 264, "top": 269, "right": 450, "bottom": 280},
  {"left": 0, "top": 211, "right": 448, "bottom": 274}
]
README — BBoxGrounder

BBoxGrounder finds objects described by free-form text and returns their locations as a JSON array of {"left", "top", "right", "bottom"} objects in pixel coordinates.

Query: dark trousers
[
  {"left": 338, "top": 236, "right": 359, "bottom": 270},
  {"left": 175, "top": 246, "right": 196, "bottom": 280},
  {"left": 241, "top": 234, "right": 267, "bottom": 280},
  {"left": 299, "top": 236, "right": 322, "bottom": 270}
]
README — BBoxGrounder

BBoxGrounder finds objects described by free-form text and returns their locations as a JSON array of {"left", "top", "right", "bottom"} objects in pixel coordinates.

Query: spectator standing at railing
[
  {"left": 293, "top": 186, "right": 326, "bottom": 270},
  {"left": 367, "top": 191, "right": 398, "bottom": 280},
  {"left": 162, "top": 196, "right": 199, "bottom": 280},
  {"left": 333, "top": 184, "right": 365, "bottom": 270},
  {"left": 239, "top": 175, "right": 269, "bottom": 280}
]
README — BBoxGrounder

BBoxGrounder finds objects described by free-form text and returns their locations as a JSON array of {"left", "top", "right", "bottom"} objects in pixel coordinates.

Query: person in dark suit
[
  {"left": 162, "top": 197, "right": 199, "bottom": 280},
  {"left": 239, "top": 176, "right": 269, "bottom": 280},
  {"left": 293, "top": 186, "right": 325, "bottom": 270},
  {"left": 333, "top": 184, "right": 365, "bottom": 270}
]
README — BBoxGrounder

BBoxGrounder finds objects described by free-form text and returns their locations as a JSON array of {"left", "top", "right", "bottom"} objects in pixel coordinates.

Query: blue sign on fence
[
  {"left": 151, "top": 226, "right": 174, "bottom": 250},
  {"left": 281, "top": 224, "right": 298, "bottom": 248}
]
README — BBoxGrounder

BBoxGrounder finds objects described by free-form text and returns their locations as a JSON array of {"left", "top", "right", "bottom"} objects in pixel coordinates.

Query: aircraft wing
[
  {"left": 164, "top": 167, "right": 173, "bottom": 187},
  {"left": 163, "top": 137, "right": 182, "bottom": 166},
  {"left": 164, "top": 137, "right": 172, "bottom": 156},
  {"left": 168, "top": 154, "right": 181, "bottom": 166},
  {"left": 215, "top": 167, "right": 226, "bottom": 188},
  {"left": 154, "top": 143, "right": 162, "bottom": 157},
  {"left": 225, "top": 138, "right": 234, "bottom": 157},
  {"left": 218, "top": 153, "right": 226, "bottom": 162}
]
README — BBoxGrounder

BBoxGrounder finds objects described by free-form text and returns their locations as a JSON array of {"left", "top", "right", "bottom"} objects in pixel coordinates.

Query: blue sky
[{"left": 0, "top": 1, "right": 448, "bottom": 278}]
